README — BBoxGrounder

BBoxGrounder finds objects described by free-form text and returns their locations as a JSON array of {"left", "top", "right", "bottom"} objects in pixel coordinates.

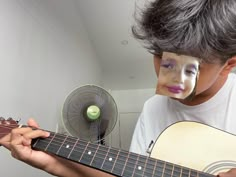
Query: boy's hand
[
  {"left": 0, "top": 119, "right": 54, "bottom": 171},
  {"left": 0, "top": 118, "right": 113, "bottom": 177},
  {"left": 218, "top": 169, "right": 236, "bottom": 177}
]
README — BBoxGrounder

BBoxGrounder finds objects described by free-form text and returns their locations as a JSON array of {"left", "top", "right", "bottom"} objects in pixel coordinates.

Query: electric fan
[{"left": 61, "top": 85, "right": 118, "bottom": 144}]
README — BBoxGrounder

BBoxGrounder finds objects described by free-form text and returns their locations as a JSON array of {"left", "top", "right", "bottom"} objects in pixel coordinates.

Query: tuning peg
[
  {"left": 2, "top": 117, "right": 18, "bottom": 125},
  {"left": 16, "top": 118, "right": 21, "bottom": 123},
  {"left": 7, "top": 117, "right": 13, "bottom": 121}
]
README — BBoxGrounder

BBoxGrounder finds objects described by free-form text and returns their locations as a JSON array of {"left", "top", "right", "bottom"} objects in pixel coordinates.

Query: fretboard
[{"left": 32, "top": 131, "right": 214, "bottom": 177}]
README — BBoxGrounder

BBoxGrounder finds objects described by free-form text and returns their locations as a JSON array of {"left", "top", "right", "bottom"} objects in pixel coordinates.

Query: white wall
[
  {"left": 108, "top": 88, "right": 155, "bottom": 150},
  {"left": 0, "top": 0, "right": 101, "bottom": 176}
]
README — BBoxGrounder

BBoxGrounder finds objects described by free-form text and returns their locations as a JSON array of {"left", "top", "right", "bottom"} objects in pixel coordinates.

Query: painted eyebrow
[
  {"left": 161, "top": 58, "right": 177, "bottom": 64},
  {"left": 187, "top": 64, "right": 198, "bottom": 70}
]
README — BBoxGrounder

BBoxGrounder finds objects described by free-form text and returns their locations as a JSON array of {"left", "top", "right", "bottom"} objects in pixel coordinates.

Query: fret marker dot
[
  {"left": 88, "top": 151, "right": 92, "bottom": 155},
  {"left": 109, "top": 157, "right": 113, "bottom": 161},
  {"left": 138, "top": 166, "right": 142, "bottom": 170},
  {"left": 66, "top": 145, "right": 70, "bottom": 148}
]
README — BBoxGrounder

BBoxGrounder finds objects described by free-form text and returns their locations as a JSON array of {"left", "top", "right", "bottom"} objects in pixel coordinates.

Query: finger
[
  {"left": 10, "top": 128, "right": 35, "bottom": 148},
  {"left": 10, "top": 127, "right": 49, "bottom": 145},
  {"left": 10, "top": 128, "right": 50, "bottom": 151},
  {"left": 10, "top": 135, "right": 28, "bottom": 147},
  {"left": 10, "top": 127, "right": 35, "bottom": 141},
  {"left": 0, "top": 133, "right": 11, "bottom": 149},
  {"left": 218, "top": 168, "right": 236, "bottom": 177},
  {"left": 23, "top": 129, "right": 50, "bottom": 140},
  {"left": 0, "top": 128, "right": 33, "bottom": 148},
  {"left": 27, "top": 118, "right": 40, "bottom": 128}
]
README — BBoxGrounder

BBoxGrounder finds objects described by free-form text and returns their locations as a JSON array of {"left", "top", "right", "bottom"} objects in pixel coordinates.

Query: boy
[
  {"left": 130, "top": 1, "right": 236, "bottom": 177},
  {"left": 1, "top": 0, "right": 236, "bottom": 176}
]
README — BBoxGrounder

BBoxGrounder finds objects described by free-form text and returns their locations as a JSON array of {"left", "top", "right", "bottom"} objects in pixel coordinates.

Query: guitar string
[
  {"left": 36, "top": 136, "right": 212, "bottom": 177},
  {"left": 0, "top": 126, "right": 212, "bottom": 177},
  {"left": 0, "top": 126, "right": 209, "bottom": 177},
  {"left": 0, "top": 132, "right": 200, "bottom": 177},
  {"left": 36, "top": 132, "right": 206, "bottom": 177},
  {"left": 39, "top": 139, "right": 174, "bottom": 177},
  {"left": 37, "top": 137, "right": 199, "bottom": 177},
  {"left": 0, "top": 127, "right": 182, "bottom": 177}
]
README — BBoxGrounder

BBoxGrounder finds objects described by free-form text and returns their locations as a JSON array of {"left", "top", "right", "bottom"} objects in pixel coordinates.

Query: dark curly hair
[{"left": 132, "top": 0, "right": 236, "bottom": 64}]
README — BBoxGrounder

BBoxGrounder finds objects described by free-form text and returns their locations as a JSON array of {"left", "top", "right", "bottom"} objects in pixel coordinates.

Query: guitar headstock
[{"left": 0, "top": 117, "right": 19, "bottom": 139}]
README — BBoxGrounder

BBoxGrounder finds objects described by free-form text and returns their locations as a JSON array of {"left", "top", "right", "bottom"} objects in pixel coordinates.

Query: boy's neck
[{"left": 178, "top": 75, "right": 228, "bottom": 106}]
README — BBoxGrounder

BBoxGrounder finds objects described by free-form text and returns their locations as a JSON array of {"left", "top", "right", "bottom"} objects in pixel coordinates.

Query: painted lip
[{"left": 166, "top": 86, "right": 184, "bottom": 94}]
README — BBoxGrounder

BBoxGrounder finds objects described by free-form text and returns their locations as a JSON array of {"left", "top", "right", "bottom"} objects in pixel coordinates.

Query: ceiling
[
  {"left": 36, "top": 0, "right": 157, "bottom": 90},
  {"left": 21, "top": 0, "right": 236, "bottom": 90}
]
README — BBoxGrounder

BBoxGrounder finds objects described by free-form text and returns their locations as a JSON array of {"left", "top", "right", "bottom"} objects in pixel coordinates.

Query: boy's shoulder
[
  {"left": 229, "top": 72, "right": 236, "bottom": 79},
  {"left": 227, "top": 73, "right": 236, "bottom": 88},
  {"left": 144, "top": 94, "right": 169, "bottom": 109}
]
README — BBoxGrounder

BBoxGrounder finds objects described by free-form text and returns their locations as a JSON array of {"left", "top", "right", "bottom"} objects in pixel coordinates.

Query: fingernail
[{"left": 45, "top": 132, "right": 50, "bottom": 137}]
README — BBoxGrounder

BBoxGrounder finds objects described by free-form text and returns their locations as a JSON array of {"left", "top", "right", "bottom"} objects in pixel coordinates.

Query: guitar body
[{"left": 151, "top": 121, "right": 236, "bottom": 175}]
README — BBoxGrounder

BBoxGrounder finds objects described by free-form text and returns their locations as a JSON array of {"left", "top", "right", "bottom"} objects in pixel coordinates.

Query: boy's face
[
  {"left": 154, "top": 52, "right": 226, "bottom": 100},
  {"left": 156, "top": 52, "right": 199, "bottom": 99}
]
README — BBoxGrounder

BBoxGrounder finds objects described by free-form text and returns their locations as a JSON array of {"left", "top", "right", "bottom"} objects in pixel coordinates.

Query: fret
[
  {"left": 101, "top": 148, "right": 120, "bottom": 174},
  {"left": 111, "top": 149, "right": 120, "bottom": 174},
  {"left": 78, "top": 141, "right": 90, "bottom": 164},
  {"left": 89, "top": 145, "right": 107, "bottom": 169},
  {"left": 30, "top": 132, "right": 216, "bottom": 177},
  {"left": 79, "top": 142, "right": 98, "bottom": 166},
  {"left": 132, "top": 154, "right": 140, "bottom": 177},
  {"left": 198, "top": 172, "right": 214, "bottom": 177},
  {"left": 45, "top": 133, "right": 56, "bottom": 151},
  {"left": 122, "top": 152, "right": 138, "bottom": 177},
  {"left": 172, "top": 165, "right": 181, "bottom": 177},
  {"left": 67, "top": 139, "right": 88, "bottom": 162},
  {"left": 89, "top": 143, "right": 99, "bottom": 165},
  {"left": 67, "top": 138, "right": 79, "bottom": 158},
  {"left": 164, "top": 163, "right": 174, "bottom": 177},
  {"left": 57, "top": 136, "right": 79, "bottom": 158},
  {"left": 112, "top": 151, "right": 128, "bottom": 176},
  {"left": 143, "top": 157, "right": 157, "bottom": 177},
  {"left": 32, "top": 138, "right": 42, "bottom": 149},
  {"left": 90, "top": 144, "right": 105, "bottom": 169},
  {"left": 182, "top": 168, "right": 191, "bottom": 177},
  {"left": 55, "top": 134, "right": 68, "bottom": 154},
  {"left": 101, "top": 146, "right": 111, "bottom": 170},
  {"left": 45, "top": 133, "right": 64, "bottom": 154},
  {"left": 33, "top": 136, "right": 56, "bottom": 152},
  {"left": 179, "top": 167, "right": 183, "bottom": 177},
  {"left": 161, "top": 162, "right": 166, "bottom": 177},
  {"left": 133, "top": 155, "right": 148, "bottom": 177},
  {"left": 153, "top": 160, "right": 166, "bottom": 177},
  {"left": 190, "top": 169, "right": 198, "bottom": 177}
]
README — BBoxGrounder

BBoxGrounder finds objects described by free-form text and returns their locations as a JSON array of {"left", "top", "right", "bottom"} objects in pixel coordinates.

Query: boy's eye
[
  {"left": 185, "top": 69, "right": 196, "bottom": 75},
  {"left": 161, "top": 63, "right": 175, "bottom": 69}
]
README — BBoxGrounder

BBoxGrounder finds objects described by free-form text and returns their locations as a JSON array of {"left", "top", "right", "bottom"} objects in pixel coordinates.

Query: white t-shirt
[{"left": 130, "top": 73, "right": 236, "bottom": 156}]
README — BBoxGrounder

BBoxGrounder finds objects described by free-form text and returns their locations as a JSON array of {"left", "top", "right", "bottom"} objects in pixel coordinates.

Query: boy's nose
[{"left": 173, "top": 69, "right": 185, "bottom": 83}]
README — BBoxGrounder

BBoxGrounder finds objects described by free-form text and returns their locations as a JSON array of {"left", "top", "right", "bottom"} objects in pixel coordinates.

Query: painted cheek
[{"left": 183, "top": 77, "right": 195, "bottom": 91}]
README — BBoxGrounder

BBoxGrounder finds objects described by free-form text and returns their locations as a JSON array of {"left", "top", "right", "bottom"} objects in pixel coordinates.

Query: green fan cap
[{"left": 86, "top": 105, "right": 100, "bottom": 121}]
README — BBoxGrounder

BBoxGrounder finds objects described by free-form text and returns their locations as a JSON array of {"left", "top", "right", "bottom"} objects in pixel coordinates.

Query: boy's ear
[
  {"left": 153, "top": 55, "right": 161, "bottom": 77},
  {"left": 221, "top": 56, "right": 236, "bottom": 75}
]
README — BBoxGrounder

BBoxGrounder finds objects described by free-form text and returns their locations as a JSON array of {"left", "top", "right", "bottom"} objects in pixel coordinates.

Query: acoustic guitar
[{"left": 0, "top": 118, "right": 236, "bottom": 177}]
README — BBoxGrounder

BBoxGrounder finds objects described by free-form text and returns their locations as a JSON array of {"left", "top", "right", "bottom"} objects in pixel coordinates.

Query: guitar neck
[{"left": 32, "top": 131, "right": 214, "bottom": 177}]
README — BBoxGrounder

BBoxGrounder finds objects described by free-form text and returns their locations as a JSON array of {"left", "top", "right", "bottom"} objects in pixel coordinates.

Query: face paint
[{"left": 156, "top": 52, "right": 200, "bottom": 99}]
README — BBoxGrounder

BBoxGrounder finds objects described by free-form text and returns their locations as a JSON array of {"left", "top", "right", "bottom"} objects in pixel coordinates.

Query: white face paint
[{"left": 156, "top": 52, "right": 200, "bottom": 99}]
